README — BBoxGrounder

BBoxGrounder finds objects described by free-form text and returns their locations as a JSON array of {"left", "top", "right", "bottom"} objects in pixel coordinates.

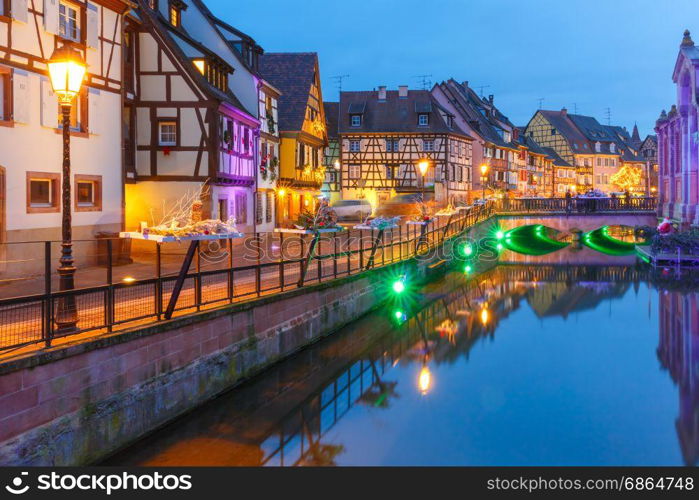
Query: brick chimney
[
  {"left": 561, "top": 107, "right": 568, "bottom": 116},
  {"left": 378, "top": 86, "right": 387, "bottom": 101},
  {"left": 488, "top": 94, "right": 494, "bottom": 105},
  {"left": 398, "top": 85, "right": 408, "bottom": 98}
]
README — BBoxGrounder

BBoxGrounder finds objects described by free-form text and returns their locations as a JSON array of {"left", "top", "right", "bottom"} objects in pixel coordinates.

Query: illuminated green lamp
[
  {"left": 392, "top": 279, "right": 406, "bottom": 294},
  {"left": 462, "top": 243, "right": 474, "bottom": 257},
  {"left": 464, "top": 264, "right": 472, "bottom": 274},
  {"left": 495, "top": 230, "right": 505, "bottom": 240}
]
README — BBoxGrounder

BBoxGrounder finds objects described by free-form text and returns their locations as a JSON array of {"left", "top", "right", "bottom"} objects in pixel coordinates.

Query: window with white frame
[
  {"left": 158, "top": 121, "right": 177, "bottom": 146},
  {"left": 423, "top": 140, "right": 434, "bottom": 152},
  {"left": 418, "top": 114, "right": 429, "bottom": 126},
  {"left": 349, "top": 140, "right": 360, "bottom": 152},
  {"left": 350, "top": 115, "right": 361, "bottom": 127},
  {"left": 348, "top": 164, "right": 360, "bottom": 179},
  {"left": 59, "top": 2, "right": 81, "bottom": 42}
]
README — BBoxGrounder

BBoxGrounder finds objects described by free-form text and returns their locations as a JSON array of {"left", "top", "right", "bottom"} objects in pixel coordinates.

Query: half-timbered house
[
  {"left": 259, "top": 52, "right": 327, "bottom": 227},
  {"left": 0, "top": 0, "right": 129, "bottom": 272},
  {"left": 525, "top": 109, "right": 645, "bottom": 194},
  {"left": 432, "top": 79, "right": 518, "bottom": 199},
  {"left": 338, "top": 86, "right": 472, "bottom": 209},
  {"left": 322, "top": 100, "right": 340, "bottom": 202},
  {"left": 542, "top": 147, "right": 576, "bottom": 196},
  {"left": 123, "top": 0, "right": 261, "bottom": 234},
  {"left": 516, "top": 131, "right": 554, "bottom": 197}
]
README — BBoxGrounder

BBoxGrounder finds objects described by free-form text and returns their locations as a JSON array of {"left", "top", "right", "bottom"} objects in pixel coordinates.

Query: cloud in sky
[{"left": 208, "top": 0, "right": 697, "bottom": 137}]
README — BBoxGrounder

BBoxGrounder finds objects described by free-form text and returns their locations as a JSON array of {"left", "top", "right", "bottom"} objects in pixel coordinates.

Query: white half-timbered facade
[
  {"left": 0, "top": 0, "right": 129, "bottom": 272},
  {"left": 338, "top": 86, "right": 472, "bottom": 209},
  {"left": 123, "top": 0, "right": 262, "bottom": 234}
]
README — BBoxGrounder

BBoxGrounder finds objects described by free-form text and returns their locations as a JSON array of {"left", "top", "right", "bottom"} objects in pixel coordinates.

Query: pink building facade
[{"left": 656, "top": 30, "right": 699, "bottom": 227}]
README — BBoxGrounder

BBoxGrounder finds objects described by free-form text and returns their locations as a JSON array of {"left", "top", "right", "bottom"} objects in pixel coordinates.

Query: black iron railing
[
  {"left": 0, "top": 204, "right": 496, "bottom": 352},
  {"left": 496, "top": 196, "right": 658, "bottom": 214},
  {"left": 0, "top": 197, "right": 658, "bottom": 353}
]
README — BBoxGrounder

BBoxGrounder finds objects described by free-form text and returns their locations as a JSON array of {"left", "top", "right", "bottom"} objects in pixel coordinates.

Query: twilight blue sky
[{"left": 208, "top": 0, "right": 697, "bottom": 138}]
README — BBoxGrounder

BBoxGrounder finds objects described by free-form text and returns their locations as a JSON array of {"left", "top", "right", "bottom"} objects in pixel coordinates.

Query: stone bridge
[{"left": 496, "top": 213, "right": 658, "bottom": 234}]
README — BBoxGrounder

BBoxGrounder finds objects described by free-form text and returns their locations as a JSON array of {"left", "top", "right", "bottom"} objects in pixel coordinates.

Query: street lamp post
[
  {"left": 48, "top": 44, "right": 86, "bottom": 332},
  {"left": 418, "top": 159, "right": 429, "bottom": 189},
  {"left": 480, "top": 164, "right": 489, "bottom": 201}
]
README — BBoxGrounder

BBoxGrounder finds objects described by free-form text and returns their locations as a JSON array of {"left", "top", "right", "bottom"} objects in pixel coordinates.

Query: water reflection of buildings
[
  {"left": 260, "top": 265, "right": 653, "bottom": 465},
  {"left": 657, "top": 291, "right": 699, "bottom": 466},
  {"left": 111, "top": 264, "right": 695, "bottom": 467}
]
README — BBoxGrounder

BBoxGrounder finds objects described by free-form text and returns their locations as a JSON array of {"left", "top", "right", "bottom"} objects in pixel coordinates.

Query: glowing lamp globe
[
  {"left": 418, "top": 160, "right": 429, "bottom": 176},
  {"left": 463, "top": 243, "right": 473, "bottom": 256},
  {"left": 333, "top": 160, "right": 341, "bottom": 170},
  {"left": 48, "top": 45, "right": 86, "bottom": 105},
  {"left": 495, "top": 230, "right": 505, "bottom": 240},
  {"left": 480, "top": 164, "right": 489, "bottom": 176}
]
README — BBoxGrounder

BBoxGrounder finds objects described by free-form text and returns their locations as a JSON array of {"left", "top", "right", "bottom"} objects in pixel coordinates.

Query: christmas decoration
[
  {"left": 657, "top": 218, "right": 674, "bottom": 235},
  {"left": 410, "top": 196, "right": 435, "bottom": 223},
  {"left": 293, "top": 198, "right": 341, "bottom": 231},
  {"left": 610, "top": 165, "right": 643, "bottom": 192},
  {"left": 139, "top": 185, "right": 240, "bottom": 239}
]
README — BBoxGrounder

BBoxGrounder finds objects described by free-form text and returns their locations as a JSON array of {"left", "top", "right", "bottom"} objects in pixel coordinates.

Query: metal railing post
[
  {"left": 195, "top": 242, "right": 202, "bottom": 310},
  {"left": 43, "top": 241, "right": 52, "bottom": 347},
  {"left": 227, "top": 237, "right": 234, "bottom": 301},
  {"left": 106, "top": 239, "right": 114, "bottom": 332},
  {"left": 156, "top": 242, "right": 163, "bottom": 318},
  {"left": 256, "top": 233, "right": 262, "bottom": 296}
]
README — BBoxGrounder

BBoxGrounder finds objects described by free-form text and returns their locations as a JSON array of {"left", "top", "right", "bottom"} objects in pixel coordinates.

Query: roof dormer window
[
  {"left": 191, "top": 57, "right": 231, "bottom": 92},
  {"left": 418, "top": 114, "right": 429, "bottom": 126},
  {"left": 350, "top": 115, "right": 362, "bottom": 127},
  {"left": 193, "top": 59, "right": 205, "bottom": 74},
  {"left": 595, "top": 141, "right": 601, "bottom": 152},
  {"left": 169, "top": 0, "right": 187, "bottom": 28},
  {"left": 610, "top": 143, "right": 616, "bottom": 153}
]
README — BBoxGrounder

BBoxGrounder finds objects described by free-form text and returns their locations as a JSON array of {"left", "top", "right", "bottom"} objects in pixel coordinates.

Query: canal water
[{"left": 105, "top": 256, "right": 698, "bottom": 466}]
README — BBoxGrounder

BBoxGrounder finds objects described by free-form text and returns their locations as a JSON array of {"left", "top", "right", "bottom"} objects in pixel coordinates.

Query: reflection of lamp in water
[
  {"left": 418, "top": 365, "right": 432, "bottom": 395},
  {"left": 480, "top": 307, "right": 489, "bottom": 325}
]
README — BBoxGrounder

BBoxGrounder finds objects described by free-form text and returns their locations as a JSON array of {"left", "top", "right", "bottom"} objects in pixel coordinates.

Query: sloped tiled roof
[
  {"left": 541, "top": 147, "right": 572, "bottom": 167},
  {"left": 536, "top": 110, "right": 645, "bottom": 161},
  {"left": 439, "top": 80, "right": 517, "bottom": 148},
  {"left": 259, "top": 53, "right": 319, "bottom": 132},
  {"left": 324, "top": 101, "right": 339, "bottom": 140},
  {"left": 337, "top": 89, "right": 471, "bottom": 138}
]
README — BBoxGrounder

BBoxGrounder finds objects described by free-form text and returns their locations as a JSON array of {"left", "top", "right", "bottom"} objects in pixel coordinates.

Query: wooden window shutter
[
  {"left": 40, "top": 78, "right": 58, "bottom": 127},
  {"left": 88, "top": 88, "right": 100, "bottom": 134},
  {"left": 43, "top": 0, "right": 59, "bottom": 34},
  {"left": 255, "top": 192, "right": 263, "bottom": 225},
  {"left": 11, "top": 0, "right": 27, "bottom": 23},
  {"left": 86, "top": 3, "right": 99, "bottom": 48},
  {"left": 12, "top": 69, "right": 30, "bottom": 124}
]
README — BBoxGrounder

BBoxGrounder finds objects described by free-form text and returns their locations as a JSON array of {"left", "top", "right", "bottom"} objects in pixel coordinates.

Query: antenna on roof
[
  {"left": 604, "top": 107, "right": 611, "bottom": 125},
  {"left": 572, "top": 103, "right": 578, "bottom": 114},
  {"left": 477, "top": 85, "right": 491, "bottom": 98},
  {"left": 537, "top": 98, "right": 544, "bottom": 109},
  {"left": 330, "top": 74, "right": 349, "bottom": 99},
  {"left": 414, "top": 74, "right": 433, "bottom": 90}
]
